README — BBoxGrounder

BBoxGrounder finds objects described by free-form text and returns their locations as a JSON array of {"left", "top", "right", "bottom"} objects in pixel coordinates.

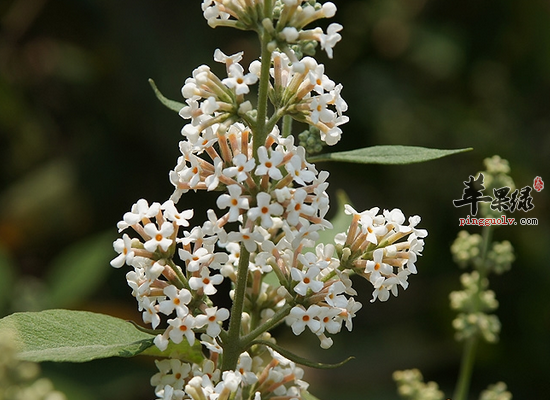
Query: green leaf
[
  {"left": 149, "top": 78, "right": 185, "bottom": 112},
  {"left": 251, "top": 339, "right": 354, "bottom": 369},
  {"left": 308, "top": 145, "right": 472, "bottom": 165},
  {"left": 46, "top": 231, "right": 115, "bottom": 308},
  {"left": 0, "top": 310, "right": 155, "bottom": 362},
  {"left": 301, "top": 390, "right": 322, "bottom": 400},
  {"left": 139, "top": 337, "right": 204, "bottom": 364}
]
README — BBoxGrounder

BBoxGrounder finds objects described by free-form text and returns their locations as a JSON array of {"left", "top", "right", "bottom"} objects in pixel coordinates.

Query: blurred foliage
[{"left": 0, "top": 0, "right": 549, "bottom": 399}]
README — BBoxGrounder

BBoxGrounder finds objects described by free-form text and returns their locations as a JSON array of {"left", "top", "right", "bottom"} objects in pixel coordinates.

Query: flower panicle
[{"left": 109, "top": 1, "right": 429, "bottom": 399}]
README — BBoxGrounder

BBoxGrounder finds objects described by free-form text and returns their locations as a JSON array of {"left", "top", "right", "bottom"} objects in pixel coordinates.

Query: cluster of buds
[
  {"left": 393, "top": 369, "right": 444, "bottom": 400},
  {"left": 202, "top": 0, "right": 342, "bottom": 59},
  {"left": 449, "top": 157, "right": 516, "bottom": 346},
  {"left": 151, "top": 349, "right": 308, "bottom": 400},
  {"left": 0, "top": 331, "right": 66, "bottom": 400},
  {"left": 336, "top": 205, "right": 426, "bottom": 303},
  {"left": 449, "top": 271, "right": 501, "bottom": 342},
  {"left": 479, "top": 382, "right": 513, "bottom": 400},
  {"left": 111, "top": 1, "right": 427, "bottom": 399},
  {"left": 477, "top": 155, "right": 515, "bottom": 219}
]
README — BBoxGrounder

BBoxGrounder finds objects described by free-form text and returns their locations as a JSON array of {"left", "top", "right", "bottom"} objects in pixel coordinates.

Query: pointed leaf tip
[
  {"left": 149, "top": 78, "right": 185, "bottom": 113},
  {"left": 251, "top": 339, "right": 354, "bottom": 369}
]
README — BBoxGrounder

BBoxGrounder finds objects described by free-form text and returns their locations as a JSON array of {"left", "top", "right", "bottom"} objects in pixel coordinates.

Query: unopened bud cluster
[
  {"left": 451, "top": 231, "right": 514, "bottom": 275},
  {"left": 478, "top": 155, "right": 515, "bottom": 219},
  {"left": 393, "top": 369, "right": 444, "bottom": 400},
  {"left": 479, "top": 382, "right": 513, "bottom": 400},
  {"left": 450, "top": 272, "right": 501, "bottom": 342},
  {"left": 0, "top": 332, "right": 66, "bottom": 400},
  {"left": 449, "top": 157, "right": 515, "bottom": 345}
]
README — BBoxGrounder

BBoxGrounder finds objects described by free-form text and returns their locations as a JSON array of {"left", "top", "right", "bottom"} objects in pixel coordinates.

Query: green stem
[
  {"left": 241, "top": 303, "right": 292, "bottom": 346},
  {"left": 453, "top": 225, "right": 493, "bottom": 400},
  {"left": 167, "top": 259, "right": 189, "bottom": 290},
  {"left": 282, "top": 114, "right": 293, "bottom": 137},
  {"left": 453, "top": 336, "right": 478, "bottom": 400},
  {"left": 221, "top": 243, "right": 250, "bottom": 371},
  {"left": 253, "top": 25, "right": 273, "bottom": 159}
]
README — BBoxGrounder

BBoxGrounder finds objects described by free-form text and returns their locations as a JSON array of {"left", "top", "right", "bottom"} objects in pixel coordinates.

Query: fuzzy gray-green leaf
[
  {"left": 301, "top": 390, "right": 323, "bottom": 400},
  {"left": 308, "top": 145, "right": 472, "bottom": 165},
  {"left": 0, "top": 310, "right": 155, "bottom": 362},
  {"left": 149, "top": 78, "right": 185, "bottom": 112}
]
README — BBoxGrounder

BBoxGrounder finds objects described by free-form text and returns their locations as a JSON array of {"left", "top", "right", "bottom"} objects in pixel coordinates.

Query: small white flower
[
  {"left": 340, "top": 297, "right": 362, "bottom": 331},
  {"left": 111, "top": 233, "right": 135, "bottom": 268},
  {"left": 223, "top": 153, "right": 255, "bottom": 182},
  {"left": 288, "top": 305, "right": 322, "bottom": 335},
  {"left": 247, "top": 192, "right": 284, "bottom": 229},
  {"left": 200, "top": 334, "right": 224, "bottom": 354},
  {"left": 189, "top": 267, "right": 224, "bottom": 295},
  {"left": 317, "top": 307, "right": 342, "bottom": 335},
  {"left": 195, "top": 307, "right": 230, "bottom": 337},
  {"left": 365, "top": 248, "right": 393, "bottom": 285},
  {"left": 156, "top": 384, "right": 185, "bottom": 400},
  {"left": 310, "top": 93, "right": 336, "bottom": 125},
  {"left": 226, "top": 226, "right": 264, "bottom": 253},
  {"left": 214, "top": 48, "right": 243, "bottom": 69},
  {"left": 291, "top": 267, "right": 323, "bottom": 296},
  {"left": 216, "top": 184, "right": 249, "bottom": 222},
  {"left": 371, "top": 279, "right": 391, "bottom": 303},
  {"left": 320, "top": 23, "right": 343, "bottom": 59},
  {"left": 144, "top": 222, "right": 175, "bottom": 252},
  {"left": 307, "top": 64, "right": 335, "bottom": 94},
  {"left": 117, "top": 199, "right": 161, "bottom": 232},
  {"left": 200, "top": 96, "right": 219, "bottom": 115},
  {"left": 158, "top": 285, "right": 192, "bottom": 317},
  {"left": 205, "top": 157, "right": 224, "bottom": 191},
  {"left": 154, "top": 332, "right": 169, "bottom": 352},
  {"left": 141, "top": 297, "right": 161, "bottom": 329},
  {"left": 161, "top": 200, "right": 194, "bottom": 227},
  {"left": 285, "top": 156, "right": 316, "bottom": 186},
  {"left": 222, "top": 63, "right": 258, "bottom": 95},
  {"left": 330, "top": 83, "right": 348, "bottom": 115},
  {"left": 179, "top": 246, "right": 212, "bottom": 272},
  {"left": 320, "top": 125, "right": 342, "bottom": 146},
  {"left": 168, "top": 314, "right": 196, "bottom": 346},
  {"left": 384, "top": 208, "right": 408, "bottom": 232},
  {"left": 151, "top": 359, "right": 191, "bottom": 391},
  {"left": 254, "top": 146, "right": 284, "bottom": 180}
]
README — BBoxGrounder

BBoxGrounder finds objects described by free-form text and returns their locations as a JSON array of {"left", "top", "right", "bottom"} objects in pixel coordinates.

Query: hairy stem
[
  {"left": 241, "top": 303, "right": 293, "bottom": 346},
  {"left": 221, "top": 243, "right": 251, "bottom": 371},
  {"left": 253, "top": 25, "right": 273, "bottom": 159}
]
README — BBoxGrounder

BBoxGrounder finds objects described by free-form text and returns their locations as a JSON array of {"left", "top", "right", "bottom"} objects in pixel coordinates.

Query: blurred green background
[{"left": 1, "top": 0, "right": 548, "bottom": 399}]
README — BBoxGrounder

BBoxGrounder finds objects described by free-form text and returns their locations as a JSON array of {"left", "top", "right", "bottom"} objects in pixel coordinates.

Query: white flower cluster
[
  {"left": 202, "top": 1, "right": 342, "bottom": 59},
  {"left": 336, "top": 205, "right": 427, "bottom": 303},
  {"left": 151, "top": 349, "right": 307, "bottom": 400},
  {"left": 175, "top": 48, "right": 347, "bottom": 169},
  {"left": 110, "top": 1, "right": 427, "bottom": 399}
]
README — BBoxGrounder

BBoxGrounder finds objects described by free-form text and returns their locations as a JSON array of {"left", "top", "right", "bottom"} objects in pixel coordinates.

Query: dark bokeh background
[{"left": 1, "top": 1, "right": 549, "bottom": 399}]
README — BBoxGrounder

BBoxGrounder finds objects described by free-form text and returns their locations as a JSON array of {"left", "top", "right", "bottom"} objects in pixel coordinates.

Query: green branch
[{"left": 221, "top": 243, "right": 250, "bottom": 371}]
